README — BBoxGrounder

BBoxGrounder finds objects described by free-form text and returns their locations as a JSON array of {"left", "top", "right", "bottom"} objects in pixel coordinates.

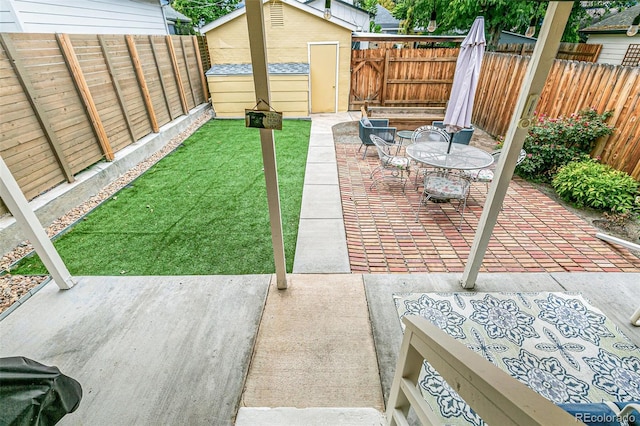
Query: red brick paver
[{"left": 337, "top": 143, "right": 640, "bottom": 273}]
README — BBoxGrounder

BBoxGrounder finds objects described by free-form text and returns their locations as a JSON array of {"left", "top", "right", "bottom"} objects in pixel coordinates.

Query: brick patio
[{"left": 336, "top": 142, "right": 640, "bottom": 274}]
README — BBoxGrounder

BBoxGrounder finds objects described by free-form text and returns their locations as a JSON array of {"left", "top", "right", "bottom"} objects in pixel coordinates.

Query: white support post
[
  {"left": 245, "top": 0, "right": 288, "bottom": 289},
  {"left": 0, "top": 156, "right": 76, "bottom": 290},
  {"left": 460, "top": 2, "right": 574, "bottom": 289}
]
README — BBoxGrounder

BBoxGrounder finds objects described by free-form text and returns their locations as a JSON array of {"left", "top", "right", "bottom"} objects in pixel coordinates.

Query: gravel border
[{"left": 0, "top": 109, "right": 214, "bottom": 315}]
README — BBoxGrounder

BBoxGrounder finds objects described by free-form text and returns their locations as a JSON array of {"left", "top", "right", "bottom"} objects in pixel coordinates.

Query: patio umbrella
[{"left": 443, "top": 16, "right": 486, "bottom": 153}]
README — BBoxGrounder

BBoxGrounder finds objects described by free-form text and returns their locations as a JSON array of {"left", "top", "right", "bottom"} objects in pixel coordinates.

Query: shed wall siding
[
  {"left": 587, "top": 34, "right": 631, "bottom": 65},
  {"left": 206, "top": 2, "right": 351, "bottom": 111},
  {"left": 209, "top": 74, "right": 309, "bottom": 117},
  {"left": 4, "top": 0, "right": 167, "bottom": 34}
]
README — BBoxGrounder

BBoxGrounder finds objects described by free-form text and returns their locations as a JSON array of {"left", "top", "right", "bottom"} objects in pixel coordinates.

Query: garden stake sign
[{"left": 245, "top": 99, "right": 282, "bottom": 130}]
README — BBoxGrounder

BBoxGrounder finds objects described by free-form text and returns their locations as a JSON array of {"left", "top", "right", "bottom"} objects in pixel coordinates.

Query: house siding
[
  {"left": 586, "top": 34, "right": 635, "bottom": 65},
  {"left": 208, "top": 74, "right": 309, "bottom": 117},
  {"left": 306, "top": 0, "right": 370, "bottom": 31},
  {"left": 1, "top": 0, "right": 166, "bottom": 34},
  {"left": 0, "top": 0, "right": 20, "bottom": 32},
  {"left": 205, "top": 2, "right": 352, "bottom": 112}
]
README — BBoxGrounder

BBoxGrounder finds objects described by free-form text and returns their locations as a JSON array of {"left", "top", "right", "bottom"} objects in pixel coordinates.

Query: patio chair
[
  {"left": 463, "top": 148, "right": 527, "bottom": 192},
  {"left": 358, "top": 117, "right": 397, "bottom": 159},
  {"left": 432, "top": 121, "right": 474, "bottom": 145},
  {"left": 369, "top": 134, "right": 411, "bottom": 191},
  {"left": 415, "top": 170, "right": 471, "bottom": 231},
  {"left": 411, "top": 125, "right": 451, "bottom": 186}
]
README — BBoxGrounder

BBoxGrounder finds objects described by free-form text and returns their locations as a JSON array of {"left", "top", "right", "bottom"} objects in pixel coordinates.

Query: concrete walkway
[{"left": 292, "top": 112, "right": 359, "bottom": 273}]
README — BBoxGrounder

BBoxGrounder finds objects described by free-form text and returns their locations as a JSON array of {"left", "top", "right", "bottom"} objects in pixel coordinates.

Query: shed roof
[
  {"left": 200, "top": 0, "right": 357, "bottom": 33},
  {"left": 581, "top": 4, "right": 640, "bottom": 34},
  {"left": 206, "top": 62, "right": 310, "bottom": 75}
]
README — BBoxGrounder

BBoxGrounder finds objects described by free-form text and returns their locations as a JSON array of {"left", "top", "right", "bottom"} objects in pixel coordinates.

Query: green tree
[
  {"left": 172, "top": 0, "right": 241, "bottom": 28},
  {"left": 391, "top": 0, "right": 635, "bottom": 47}
]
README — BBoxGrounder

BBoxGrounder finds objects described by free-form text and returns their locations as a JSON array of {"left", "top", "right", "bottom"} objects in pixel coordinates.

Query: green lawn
[{"left": 11, "top": 119, "right": 311, "bottom": 275}]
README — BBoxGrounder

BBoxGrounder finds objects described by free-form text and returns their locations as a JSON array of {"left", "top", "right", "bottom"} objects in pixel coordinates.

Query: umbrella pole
[{"left": 447, "top": 133, "right": 454, "bottom": 153}]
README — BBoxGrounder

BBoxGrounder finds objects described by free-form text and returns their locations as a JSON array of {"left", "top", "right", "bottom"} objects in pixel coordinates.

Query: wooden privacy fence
[
  {"left": 0, "top": 32, "right": 208, "bottom": 213},
  {"left": 494, "top": 42, "right": 602, "bottom": 62},
  {"left": 350, "top": 47, "right": 459, "bottom": 110},
  {"left": 474, "top": 52, "right": 640, "bottom": 179},
  {"left": 349, "top": 43, "right": 601, "bottom": 111}
]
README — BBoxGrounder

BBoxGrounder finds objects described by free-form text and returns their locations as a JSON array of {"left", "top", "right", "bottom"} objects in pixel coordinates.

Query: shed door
[{"left": 310, "top": 44, "right": 337, "bottom": 113}]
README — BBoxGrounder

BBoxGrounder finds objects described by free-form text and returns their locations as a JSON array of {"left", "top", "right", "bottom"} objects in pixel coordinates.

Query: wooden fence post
[
  {"left": 57, "top": 33, "right": 114, "bottom": 161},
  {"left": 0, "top": 33, "right": 75, "bottom": 183},
  {"left": 381, "top": 48, "right": 390, "bottom": 106},
  {"left": 192, "top": 35, "right": 209, "bottom": 101},
  {"left": 166, "top": 35, "right": 189, "bottom": 115},
  {"left": 126, "top": 35, "right": 159, "bottom": 133},
  {"left": 98, "top": 35, "right": 137, "bottom": 144},
  {"left": 149, "top": 35, "right": 174, "bottom": 121}
]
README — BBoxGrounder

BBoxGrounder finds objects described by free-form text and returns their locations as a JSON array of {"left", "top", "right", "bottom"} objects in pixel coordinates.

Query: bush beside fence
[{"left": 474, "top": 52, "right": 640, "bottom": 179}]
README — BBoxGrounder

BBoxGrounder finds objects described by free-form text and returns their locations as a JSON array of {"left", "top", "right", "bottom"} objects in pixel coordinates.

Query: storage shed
[{"left": 201, "top": 0, "right": 356, "bottom": 117}]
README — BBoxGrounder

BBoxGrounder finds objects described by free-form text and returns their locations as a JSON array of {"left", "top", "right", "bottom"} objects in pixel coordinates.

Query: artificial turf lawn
[{"left": 11, "top": 119, "right": 311, "bottom": 275}]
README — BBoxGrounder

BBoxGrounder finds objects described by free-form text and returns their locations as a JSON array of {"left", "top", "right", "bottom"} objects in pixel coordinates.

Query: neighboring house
[
  {"left": 0, "top": 0, "right": 168, "bottom": 34},
  {"left": 580, "top": 3, "right": 640, "bottom": 66},
  {"left": 304, "top": 0, "right": 371, "bottom": 31},
  {"left": 164, "top": 4, "right": 192, "bottom": 35},
  {"left": 201, "top": 0, "right": 356, "bottom": 117},
  {"left": 374, "top": 4, "right": 401, "bottom": 34},
  {"left": 499, "top": 30, "right": 536, "bottom": 45}
]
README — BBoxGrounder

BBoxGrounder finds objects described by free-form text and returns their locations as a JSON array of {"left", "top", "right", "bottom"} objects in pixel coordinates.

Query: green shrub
[
  {"left": 552, "top": 159, "right": 639, "bottom": 213},
  {"left": 516, "top": 108, "right": 614, "bottom": 183},
  {"left": 517, "top": 143, "right": 589, "bottom": 183}
]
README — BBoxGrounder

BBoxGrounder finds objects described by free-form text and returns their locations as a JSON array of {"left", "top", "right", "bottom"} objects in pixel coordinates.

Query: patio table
[{"left": 406, "top": 141, "right": 493, "bottom": 170}]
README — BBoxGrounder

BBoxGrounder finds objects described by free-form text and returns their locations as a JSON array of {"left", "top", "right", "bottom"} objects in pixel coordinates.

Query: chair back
[
  {"left": 370, "top": 134, "right": 394, "bottom": 163},
  {"left": 412, "top": 125, "right": 450, "bottom": 144},
  {"left": 490, "top": 149, "right": 527, "bottom": 168}
]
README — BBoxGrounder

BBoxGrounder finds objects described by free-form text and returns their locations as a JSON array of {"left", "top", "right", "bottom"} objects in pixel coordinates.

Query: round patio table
[{"left": 406, "top": 141, "right": 493, "bottom": 170}]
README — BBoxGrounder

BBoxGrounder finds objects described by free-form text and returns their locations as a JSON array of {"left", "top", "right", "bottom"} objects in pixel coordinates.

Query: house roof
[
  {"left": 200, "top": 0, "right": 357, "bottom": 33},
  {"left": 374, "top": 4, "right": 400, "bottom": 30},
  {"left": 164, "top": 5, "right": 191, "bottom": 23},
  {"left": 580, "top": 4, "right": 640, "bottom": 34},
  {"left": 206, "top": 62, "right": 310, "bottom": 75}
]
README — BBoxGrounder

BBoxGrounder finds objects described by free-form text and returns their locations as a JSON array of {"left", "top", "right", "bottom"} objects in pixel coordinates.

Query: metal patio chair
[
  {"left": 369, "top": 134, "right": 411, "bottom": 191},
  {"left": 411, "top": 125, "right": 451, "bottom": 186},
  {"left": 415, "top": 170, "right": 471, "bottom": 231}
]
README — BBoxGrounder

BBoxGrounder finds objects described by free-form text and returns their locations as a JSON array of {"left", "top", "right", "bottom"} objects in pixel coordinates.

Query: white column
[
  {"left": 461, "top": 2, "right": 574, "bottom": 289},
  {"left": 245, "top": 0, "right": 288, "bottom": 289},
  {"left": 0, "top": 156, "right": 76, "bottom": 290}
]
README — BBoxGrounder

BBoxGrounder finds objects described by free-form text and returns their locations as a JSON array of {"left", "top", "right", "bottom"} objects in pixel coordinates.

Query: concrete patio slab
[
  {"left": 306, "top": 146, "right": 338, "bottom": 163},
  {"left": 363, "top": 272, "right": 640, "bottom": 404},
  {"left": 300, "top": 184, "right": 343, "bottom": 219},
  {"left": 241, "top": 274, "right": 384, "bottom": 410},
  {"left": 235, "top": 407, "right": 386, "bottom": 425},
  {"left": 0, "top": 275, "right": 271, "bottom": 426},
  {"left": 293, "top": 219, "right": 350, "bottom": 273},
  {"left": 303, "top": 163, "right": 339, "bottom": 185}
]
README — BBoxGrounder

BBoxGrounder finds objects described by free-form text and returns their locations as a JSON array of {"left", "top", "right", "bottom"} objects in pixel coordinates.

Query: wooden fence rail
[
  {"left": 0, "top": 33, "right": 208, "bottom": 214},
  {"left": 474, "top": 52, "right": 640, "bottom": 179},
  {"left": 494, "top": 42, "right": 602, "bottom": 62}
]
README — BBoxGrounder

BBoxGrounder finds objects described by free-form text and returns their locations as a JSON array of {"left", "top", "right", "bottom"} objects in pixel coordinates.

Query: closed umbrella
[{"left": 443, "top": 16, "right": 486, "bottom": 153}]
